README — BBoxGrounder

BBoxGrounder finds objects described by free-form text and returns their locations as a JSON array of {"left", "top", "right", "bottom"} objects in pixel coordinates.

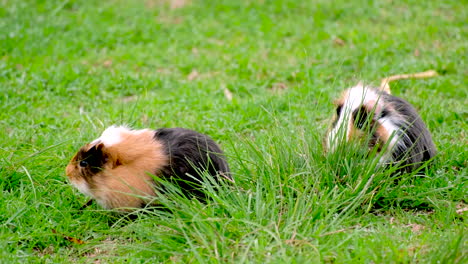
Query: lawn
[{"left": 0, "top": 0, "right": 466, "bottom": 262}]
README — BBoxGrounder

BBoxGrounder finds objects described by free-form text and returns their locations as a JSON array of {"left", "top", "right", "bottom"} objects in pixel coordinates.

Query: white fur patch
[
  {"left": 377, "top": 117, "right": 401, "bottom": 162},
  {"left": 346, "top": 84, "right": 380, "bottom": 111},
  {"left": 91, "top": 125, "right": 131, "bottom": 147},
  {"left": 90, "top": 126, "right": 153, "bottom": 147},
  {"left": 378, "top": 117, "right": 400, "bottom": 147},
  {"left": 71, "top": 179, "right": 93, "bottom": 197}
]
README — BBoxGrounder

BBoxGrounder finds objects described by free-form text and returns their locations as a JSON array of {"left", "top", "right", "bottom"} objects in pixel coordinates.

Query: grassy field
[{"left": 0, "top": 0, "right": 467, "bottom": 262}]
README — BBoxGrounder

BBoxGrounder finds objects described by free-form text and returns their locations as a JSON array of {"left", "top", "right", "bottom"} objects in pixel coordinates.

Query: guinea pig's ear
[
  {"left": 88, "top": 142, "right": 104, "bottom": 157},
  {"left": 84, "top": 143, "right": 109, "bottom": 169},
  {"left": 92, "top": 142, "right": 104, "bottom": 151},
  {"left": 92, "top": 143, "right": 123, "bottom": 168}
]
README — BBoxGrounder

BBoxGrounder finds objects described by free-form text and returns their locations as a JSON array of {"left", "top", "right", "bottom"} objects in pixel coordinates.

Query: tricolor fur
[
  {"left": 326, "top": 83, "right": 436, "bottom": 172},
  {"left": 66, "top": 126, "right": 231, "bottom": 211}
]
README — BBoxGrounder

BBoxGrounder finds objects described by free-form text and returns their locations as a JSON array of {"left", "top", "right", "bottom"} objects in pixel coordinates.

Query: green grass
[{"left": 1, "top": 0, "right": 467, "bottom": 262}]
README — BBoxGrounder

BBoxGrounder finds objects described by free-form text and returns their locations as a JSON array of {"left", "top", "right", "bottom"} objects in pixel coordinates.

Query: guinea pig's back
[
  {"left": 154, "top": 128, "right": 231, "bottom": 184},
  {"left": 382, "top": 92, "right": 437, "bottom": 164}
]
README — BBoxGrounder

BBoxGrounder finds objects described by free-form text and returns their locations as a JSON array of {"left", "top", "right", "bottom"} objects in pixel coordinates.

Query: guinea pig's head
[
  {"left": 65, "top": 141, "right": 113, "bottom": 198},
  {"left": 326, "top": 83, "right": 387, "bottom": 153}
]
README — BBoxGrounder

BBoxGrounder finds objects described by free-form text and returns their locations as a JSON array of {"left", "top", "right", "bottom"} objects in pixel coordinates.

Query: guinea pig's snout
[
  {"left": 66, "top": 162, "right": 93, "bottom": 197},
  {"left": 65, "top": 162, "right": 76, "bottom": 179},
  {"left": 70, "top": 178, "right": 93, "bottom": 198}
]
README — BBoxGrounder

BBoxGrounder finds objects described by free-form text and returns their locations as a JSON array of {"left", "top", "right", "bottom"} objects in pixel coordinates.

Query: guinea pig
[
  {"left": 66, "top": 126, "right": 231, "bottom": 211},
  {"left": 325, "top": 82, "right": 436, "bottom": 173}
]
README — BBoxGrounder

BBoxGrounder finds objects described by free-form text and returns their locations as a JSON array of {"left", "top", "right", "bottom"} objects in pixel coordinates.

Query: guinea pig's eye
[
  {"left": 336, "top": 105, "right": 343, "bottom": 116},
  {"left": 79, "top": 160, "right": 88, "bottom": 167}
]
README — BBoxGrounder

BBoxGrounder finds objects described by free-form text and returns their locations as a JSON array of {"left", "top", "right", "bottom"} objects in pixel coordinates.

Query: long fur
[
  {"left": 326, "top": 83, "right": 436, "bottom": 173},
  {"left": 66, "top": 126, "right": 231, "bottom": 211},
  {"left": 155, "top": 128, "right": 231, "bottom": 188}
]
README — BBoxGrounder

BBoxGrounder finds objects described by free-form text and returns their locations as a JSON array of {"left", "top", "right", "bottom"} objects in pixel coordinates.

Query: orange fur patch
[
  {"left": 66, "top": 129, "right": 168, "bottom": 211},
  {"left": 95, "top": 130, "right": 167, "bottom": 210},
  {"left": 376, "top": 124, "right": 391, "bottom": 143}
]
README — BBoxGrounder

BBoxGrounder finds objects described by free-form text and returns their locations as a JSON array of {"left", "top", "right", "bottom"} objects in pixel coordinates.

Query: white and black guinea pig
[
  {"left": 66, "top": 126, "right": 231, "bottom": 211},
  {"left": 326, "top": 83, "right": 436, "bottom": 173}
]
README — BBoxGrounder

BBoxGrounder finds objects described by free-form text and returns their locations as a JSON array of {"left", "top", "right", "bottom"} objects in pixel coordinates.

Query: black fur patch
[
  {"left": 380, "top": 108, "right": 390, "bottom": 118},
  {"left": 154, "top": 128, "right": 231, "bottom": 196},
  {"left": 381, "top": 92, "right": 437, "bottom": 172},
  {"left": 336, "top": 105, "right": 343, "bottom": 117},
  {"left": 332, "top": 104, "right": 343, "bottom": 128},
  {"left": 352, "top": 105, "right": 371, "bottom": 129}
]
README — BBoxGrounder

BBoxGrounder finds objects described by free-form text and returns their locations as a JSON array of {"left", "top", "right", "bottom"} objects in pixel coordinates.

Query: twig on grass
[
  {"left": 52, "top": 229, "right": 85, "bottom": 245},
  {"left": 380, "top": 70, "right": 438, "bottom": 94}
]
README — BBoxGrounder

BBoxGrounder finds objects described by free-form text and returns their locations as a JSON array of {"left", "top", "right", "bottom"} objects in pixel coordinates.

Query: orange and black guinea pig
[
  {"left": 325, "top": 83, "right": 436, "bottom": 173},
  {"left": 66, "top": 126, "right": 231, "bottom": 212}
]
